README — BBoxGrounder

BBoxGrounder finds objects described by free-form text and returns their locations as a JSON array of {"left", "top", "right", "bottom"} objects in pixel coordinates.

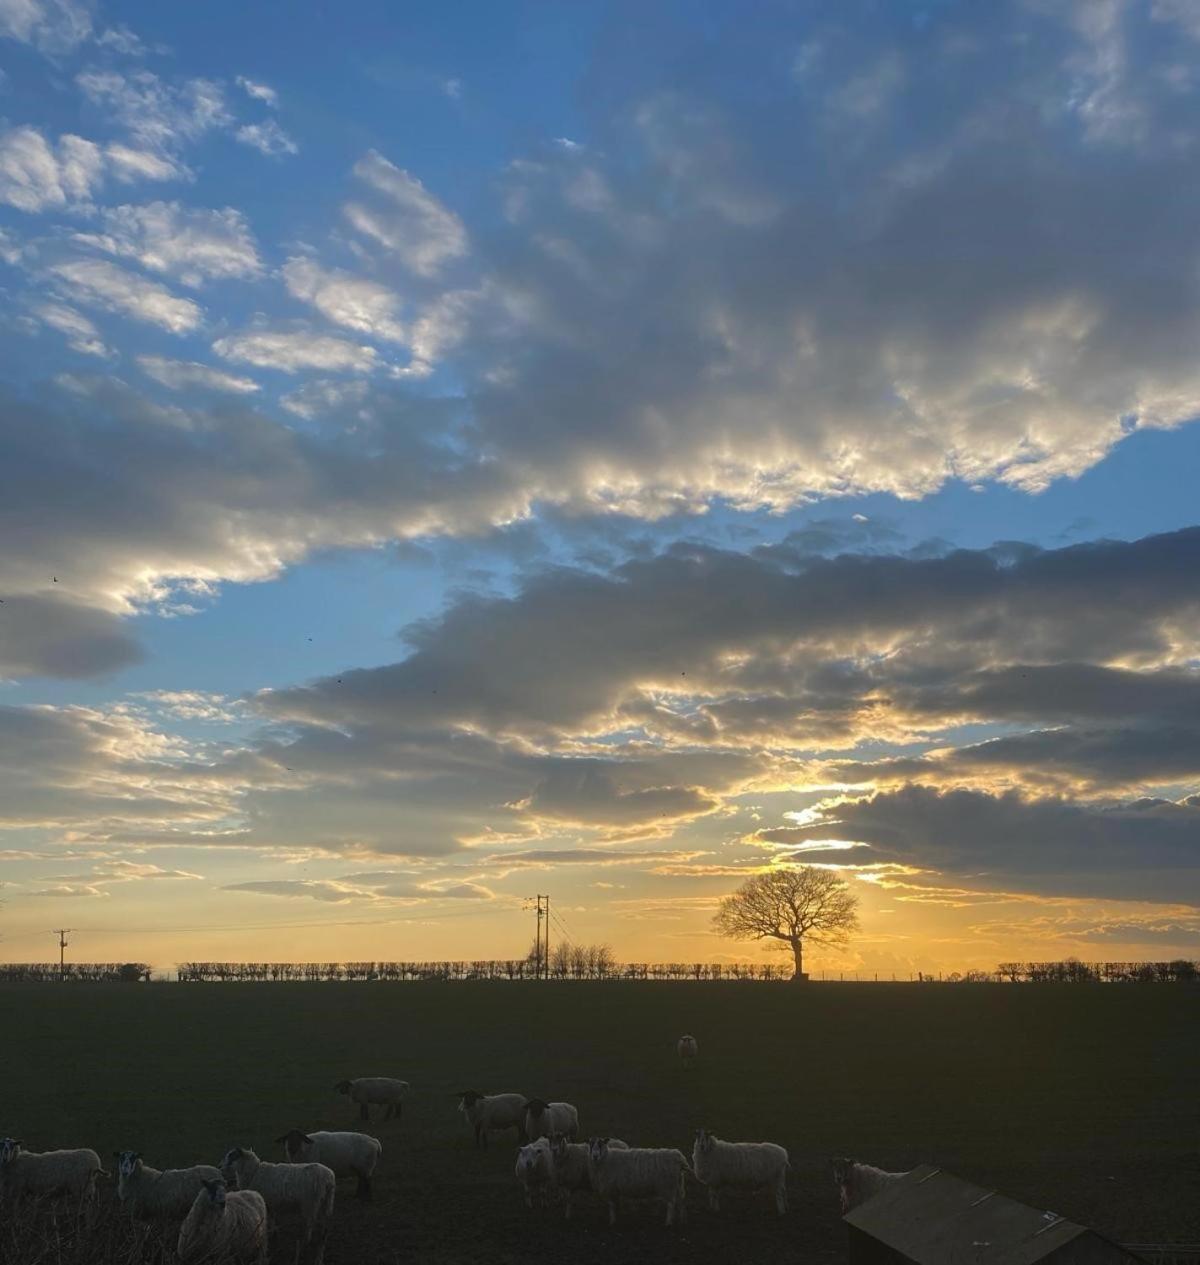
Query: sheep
[
  {"left": 0, "top": 1138, "right": 102, "bottom": 1205},
  {"left": 274, "top": 1130, "right": 381, "bottom": 1200},
  {"left": 514, "top": 1138, "right": 553, "bottom": 1209},
  {"left": 546, "top": 1132, "right": 627, "bottom": 1220},
  {"left": 831, "top": 1157, "right": 911, "bottom": 1213},
  {"left": 177, "top": 1179, "right": 267, "bottom": 1265},
  {"left": 457, "top": 1090, "right": 527, "bottom": 1150},
  {"left": 677, "top": 1034, "right": 699, "bottom": 1066},
  {"left": 333, "top": 1076, "right": 409, "bottom": 1122},
  {"left": 523, "top": 1098, "right": 579, "bottom": 1142},
  {"left": 218, "top": 1147, "right": 334, "bottom": 1264},
  {"left": 586, "top": 1137, "right": 690, "bottom": 1227},
  {"left": 692, "top": 1129, "right": 789, "bottom": 1214},
  {"left": 113, "top": 1150, "right": 223, "bottom": 1222}
]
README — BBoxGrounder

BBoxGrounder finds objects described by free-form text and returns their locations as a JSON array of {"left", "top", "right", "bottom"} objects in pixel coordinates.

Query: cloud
[
  {"left": 76, "top": 69, "right": 229, "bottom": 167},
  {"left": 772, "top": 785, "right": 1200, "bottom": 904},
  {"left": 235, "top": 76, "right": 278, "bottom": 107},
  {"left": 33, "top": 302, "right": 112, "bottom": 358},
  {"left": 344, "top": 151, "right": 467, "bottom": 276},
  {"left": 0, "top": 128, "right": 103, "bottom": 212},
  {"left": 104, "top": 144, "right": 181, "bottom": 184},
  {"left": 0, "top": 596, "right": 144, "bottom": 678},
  {"left": 235, "top": 120, "right": 298, "bottom": 157},
  {"left": 222, "top": 879, "right": 373, "bottom": 903},
  {"left": 50, "top": 258, "right": 202, "bottom": 333},
  {"left": 281, "top": 256, "right": 406, "bottom": 343},
  {"left": 137, "top": 356, "right": 260, "bottom": 394},
  {"left": 212, "top": 328, "right": 379, "bottom": 373},
  {"left": 0, "top": 0, "right": 90, "bottom": 52},
  {"left": 76, "top": 202, "right": 263, "bottom": 286}
]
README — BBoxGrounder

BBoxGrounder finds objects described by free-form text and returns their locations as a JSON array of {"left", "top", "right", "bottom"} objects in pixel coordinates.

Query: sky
[{"left": 1, "top": 0, "right": 1199, "bottom": 976}]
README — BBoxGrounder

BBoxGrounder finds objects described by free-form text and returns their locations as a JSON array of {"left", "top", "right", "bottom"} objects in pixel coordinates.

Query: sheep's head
[
  {"left": 457, "top": 1090, "right": 483, "bottom": 1113},
  {"left": 218, "top": 1148, "right": 245, "bottom": 1181},
  {"left": 515, "top": 1142, "right": 549, "bottom": 1181},
  {"left": 694, "top": 1128, "right": 716, "bottom": 1155},
  {"left": 201, "top": 1179, "right": 227, "bottom": 1209},
  {"left": 548, "top": 1132, "right": 570, "bottom": 1161},
  {"left": 524, "top": 1098, "right": 549, "bottom": 1117},
  {"left": 333, "top": 1080, "right": 352, "bottom": 1095},
  {"left": 273, "top": 1130, "right": 313, "bottom": 1161},
  {"left": 831, "top": 1158, "right": 855, "bottom": 1212},
  {"left": 0, "top": 1139, "right": 22, "bottom": 1165},
  {"left": 588, "top": 1137, "right": 610, "bottom": 1165},
  {"left": 114, "top": 1150, "right": 141, "bottom": 1178}
]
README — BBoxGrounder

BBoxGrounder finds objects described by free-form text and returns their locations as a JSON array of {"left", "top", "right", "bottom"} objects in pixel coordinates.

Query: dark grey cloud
[
  {"left": 263, "top": 529, "right": 1200, "bottom": 742},
  {"left": 0, "top": 595, "right": 143, "bottom": 678},
  {"left": 774, "top": 785, "right": 1200, "bottom": 904}
]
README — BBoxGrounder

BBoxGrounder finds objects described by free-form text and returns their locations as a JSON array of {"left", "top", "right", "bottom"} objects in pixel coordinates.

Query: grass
[{"left": 2, "top": 981, "right": 1197, "bottom": 1264}]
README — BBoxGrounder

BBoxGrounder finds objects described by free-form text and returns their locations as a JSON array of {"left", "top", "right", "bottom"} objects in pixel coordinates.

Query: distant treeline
[
  {"left": 0, "top": 963, "right": 151, "bottom": 982},
  {"left": 995, "top": 959, "right": 1199, "bottom": 983},
  {"left": 175, "top": 959, "right": 796, "bottom": 982},
  {"left": 1, "top": 958, "right": 1196, "bottom": 983}
]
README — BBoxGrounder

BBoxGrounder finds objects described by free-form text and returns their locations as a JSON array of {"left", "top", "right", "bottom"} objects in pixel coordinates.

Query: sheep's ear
[{"left": 302, "top": 1135, "right": 314, "bottom": 1145}]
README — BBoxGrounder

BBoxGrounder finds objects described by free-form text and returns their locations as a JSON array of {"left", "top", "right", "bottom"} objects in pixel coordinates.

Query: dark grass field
[{"left": 2, "top": 982, "right": 1198, "bottom": 1264}]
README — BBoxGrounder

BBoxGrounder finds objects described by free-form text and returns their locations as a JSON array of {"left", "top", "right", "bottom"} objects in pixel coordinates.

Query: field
[{"left": 2, "top": 982, "right": 1198, "bottom": 1264}]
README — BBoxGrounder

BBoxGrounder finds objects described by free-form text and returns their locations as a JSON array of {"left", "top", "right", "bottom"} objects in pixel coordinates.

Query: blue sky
[{"left": 1, "top": 0, "right": 1198, "bottom": 971}]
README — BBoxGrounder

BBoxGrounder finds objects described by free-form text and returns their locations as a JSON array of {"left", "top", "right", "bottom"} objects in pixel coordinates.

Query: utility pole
[
  {"left": 53, "top": 928, "right": 74, "bottom": 981},
  {"left": 523, "top": 896, "right": 550, "bottom": 980}
]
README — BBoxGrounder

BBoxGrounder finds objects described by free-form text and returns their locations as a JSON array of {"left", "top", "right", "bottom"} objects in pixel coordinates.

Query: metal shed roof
[{"left": 844, "top": 1165, "right": 1144, "bottom": 1265}]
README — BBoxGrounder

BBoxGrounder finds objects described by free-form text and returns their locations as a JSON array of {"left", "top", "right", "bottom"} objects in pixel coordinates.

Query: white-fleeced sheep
[
  {"left": 0, "top": 1138, "right": 102, "bottom": 1204},
  {"left": 514, "top": 1138, "right": 553, "bottom": 1209},
  {"left": 547, "top": 1133, "right": 627, "bottom": 1220},
  {"left": 275, "top": 1130, "right": 381, "bottom": 1199},
  {"left": 114, "top": 1150, "right": 223, "bottom": 1221},
  {"left": 586, "top": 1137, "right": 690, "bottom": 1227},
  {"left": 677, "top": 1035, "right": 698, "bottom": 1066},
  {"left": 177, "top": 1180, "right": 267, "bottom": 1265},
  {"left": 457, "top": 1090, "right": 527, "bottom": 1150},
  {"left": 831, "top": 1157, "right": 911, "bottom": 1212},
  {"left": 692, "top": 1129, "right": 789, "bottom": 1214},
  {"left": 523, "top": 1098, "right": 579, "bottom": 1142},
  {"left": 219, "top": 1147, "right": 335, "bottom": 1263},
  {"left": 333, "top": 1076, "right": 409, "bottom": 1122}
]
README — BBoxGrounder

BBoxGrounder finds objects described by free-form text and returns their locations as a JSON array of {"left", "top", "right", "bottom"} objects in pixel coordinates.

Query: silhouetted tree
[{"left": 712, "top": 866, "right": 859, "bottom": 979}]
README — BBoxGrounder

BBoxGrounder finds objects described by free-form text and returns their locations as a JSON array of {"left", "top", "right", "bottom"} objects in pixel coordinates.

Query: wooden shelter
[{"left": 844, "top": 1165, "right": 1145, "bottom": 1264}]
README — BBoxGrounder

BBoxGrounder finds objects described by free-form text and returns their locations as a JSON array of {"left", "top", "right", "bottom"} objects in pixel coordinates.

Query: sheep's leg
[
  {"left": 707, "top": 1185, "right": 718, "bottom": 1212},
  {"left": 775, "top": 1177, "right": 787, "bottom": 1215},
  {"left": 394, "top": 1101, "right": 402, "bottom": 1123},
  {"left": 608, "top": 1197, "right": 618, "bottom": 1226},
  {"left": 360, "top": 1102, "right": 369, "bottom": 1122},
  {"left": 355, "top": 1171, "right": 371, "bottom": 1200}
]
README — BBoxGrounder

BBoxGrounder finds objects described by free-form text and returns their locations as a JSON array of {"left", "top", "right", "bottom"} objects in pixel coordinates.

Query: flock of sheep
[{"left": 0, "top": 1036, "right": 910, "bottom": 1263}]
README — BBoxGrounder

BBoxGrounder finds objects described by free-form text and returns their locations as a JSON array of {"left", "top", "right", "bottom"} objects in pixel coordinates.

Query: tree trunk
[{"left": 790, "top": 938, "right": 805, "bottom": 980}]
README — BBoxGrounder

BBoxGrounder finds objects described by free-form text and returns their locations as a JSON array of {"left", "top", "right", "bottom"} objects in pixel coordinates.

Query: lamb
[
  {"left": 457, "top": 1090, "right": 527, "bottom": 1150},
  {"left": 546, "top": 1132, "right": 627, "bottom": 1220},
  {"left": 514, "top": 1138, "right": 553, "bottom": 1209},
  {"left": 523, "top": 1098, "right": 579, "bottom": 1142},
  {"left": 0, "top": 1138, "right": 102, "bottom": 1204},
  {"left": 677, "top": 1034, "right": 699, "bottom": 1066},
  {"left": 177, "top": 1179, "right": 267, "bottom": 1264},
  {"left": 274, "top": 1130, "right": 381, "bottom": 1199},
  {"left": 832, "top": 1157, "right": 911, "bottom": 1212},
  {"left": 218, "top": 1147, "right": 335, "bottom": 1264},
  {"left": 333, "top": 1076, "right": 409, "bottom": 1122},
  {"left": 113, "top": 1150, "right": 223, "bottom": 1222},
  {"left": 692, "top": 1129, "right": 788, "bottom": 1214},
  {"left": 586, "top": 1137, "right": 690, "bottom": 1227}
]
